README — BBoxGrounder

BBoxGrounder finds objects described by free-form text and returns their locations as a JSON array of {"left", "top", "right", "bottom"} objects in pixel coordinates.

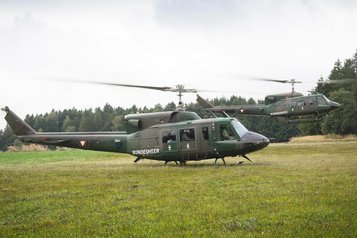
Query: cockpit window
[
  {"left": 317, "top": 96, "right": 328, "bottom": 105},
  {"left": 220, "top": 124, "right": 235, "bottom": 140},
  {"left": 231, "top": 119, "right": 248, "bottom": 138}
]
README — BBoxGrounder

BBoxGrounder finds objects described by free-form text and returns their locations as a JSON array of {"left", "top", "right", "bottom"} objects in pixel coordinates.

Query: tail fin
[
  {"left": 2, "top": 106, "right": 37, "bottom": 136},
  {"left": 196, "top": 94, "right": 214, "bottom": 109}
]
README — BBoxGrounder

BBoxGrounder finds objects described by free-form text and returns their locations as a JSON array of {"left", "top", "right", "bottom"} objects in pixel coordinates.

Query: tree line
[{"left": 1, "top": 51, "right": 356, "bottom": 151}]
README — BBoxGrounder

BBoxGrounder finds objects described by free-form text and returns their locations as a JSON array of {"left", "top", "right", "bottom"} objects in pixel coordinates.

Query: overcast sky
[{"left": 1, "top": 0, "right": 356, "bottom": 130}]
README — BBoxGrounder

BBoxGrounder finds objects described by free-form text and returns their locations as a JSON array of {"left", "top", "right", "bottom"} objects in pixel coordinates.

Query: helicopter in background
[
  {"left": 2, "top": 82, "right": 269, "bottom": 165},
  {"left": 197, "top": 79, "right": 341, "bottom": 124}
]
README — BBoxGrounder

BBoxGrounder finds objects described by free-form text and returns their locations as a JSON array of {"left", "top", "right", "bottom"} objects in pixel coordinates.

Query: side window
[
  {"left": 202, "top": 127, "right": 209, "bottom": 140},
  {"left": 162, "top": 130, "right": 176, "bottom": 143},
  {"left": 180, "top": 128, "right": 195, "bottom": 141}
]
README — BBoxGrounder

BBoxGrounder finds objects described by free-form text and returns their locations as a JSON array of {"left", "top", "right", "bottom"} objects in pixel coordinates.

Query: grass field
[{"left": 1, "top": 141, "right": 357, "bottom": 237}]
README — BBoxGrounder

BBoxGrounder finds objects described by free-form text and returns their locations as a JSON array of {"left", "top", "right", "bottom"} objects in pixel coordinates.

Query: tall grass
[{"left": 1, "top": 141, "right": 356, "bottom": 237}]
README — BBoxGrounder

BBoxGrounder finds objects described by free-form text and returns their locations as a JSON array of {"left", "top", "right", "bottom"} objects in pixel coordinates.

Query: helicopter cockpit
[
  {"left": 316, "top": 95, "right": 331, "bottom": 106},
  {"left": 219, "top": 118, "right": 248, "bottom": 141}
]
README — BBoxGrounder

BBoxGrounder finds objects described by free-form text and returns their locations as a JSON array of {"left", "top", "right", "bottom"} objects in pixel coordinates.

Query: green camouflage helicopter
[
  {"left": 2, "top": 83, "right": 269, "bottom": 165},
  {"left": 197, "top": 79, "right": 342, "bottom": 123}
]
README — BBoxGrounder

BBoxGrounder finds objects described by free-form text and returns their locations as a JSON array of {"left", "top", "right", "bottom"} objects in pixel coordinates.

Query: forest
[{"left": 1, "top": 51, "right": 356, "bottom": 151}]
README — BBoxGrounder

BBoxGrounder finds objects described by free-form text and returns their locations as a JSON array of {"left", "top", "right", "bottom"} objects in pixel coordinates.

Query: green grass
[{"left": 1, "top": 141, "right": 357, "bottom": 237}]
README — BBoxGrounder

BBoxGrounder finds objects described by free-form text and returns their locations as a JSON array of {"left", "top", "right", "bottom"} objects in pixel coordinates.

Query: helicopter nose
[
  {"left": 241, "top": 131, "right": 270, "bottom": 152},
  {"left": 329, "top": 101, "right": 341, "bottom": 110}
]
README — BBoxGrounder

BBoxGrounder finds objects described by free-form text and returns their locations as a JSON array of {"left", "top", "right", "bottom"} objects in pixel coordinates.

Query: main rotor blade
[
  {"left": 90, "top": 82, "right": 234, "bottom": 94},
  {"left": 85, "top": 81, "right": 172, "bottom": 91},
  {"left": 257, "top": 78, "right": 290, "bottom": 83},
  {"left": 240, "top": 76, "right": 302, "bottom": 84},
  {"left": 40, "top": 76, "right": 237, "bottom": 94},
  {"left": 318, "top": 78, "right": 357, "bottom": 84},
  {"left": 49, "top": 77, "right": 197, "bottom": 93},
  {"left": 256, "top": 78, "right": 301, "bottom": 84}
]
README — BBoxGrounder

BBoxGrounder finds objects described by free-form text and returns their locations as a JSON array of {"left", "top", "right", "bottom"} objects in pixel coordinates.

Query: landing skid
[
  {"left": 287, "top": 115, "right": 325, "bottom": 124},
  {"left": 214, "top": 156, "right": 252, "bottom": 166},
  {"left": 242, "top": 154, "right": 252, "bottom": 162},
  {"left": 233, "top": 155, "right": 252, "bottom": 165},
  {"left": 135, "top": 156, "right": 252, "bottom": 166},
  {"left": 165, "top": 161, "right": 179, "bottom": 165},
  {"left": 214, "top": 158, "right": 226, "bottom": 165}
]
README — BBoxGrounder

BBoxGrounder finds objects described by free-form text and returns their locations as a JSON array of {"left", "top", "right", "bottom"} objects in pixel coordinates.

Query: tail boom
[{"left": 2, "top": 106, "right": 128, "bottom": 153}]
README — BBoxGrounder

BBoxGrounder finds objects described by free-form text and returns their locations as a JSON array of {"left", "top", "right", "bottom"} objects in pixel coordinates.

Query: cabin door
[
  {"left": 179, "top": 128, "right": 197, "bottom": 151},
  {"left": 198, "top": 126, "right": 211, "bottom": 151}
]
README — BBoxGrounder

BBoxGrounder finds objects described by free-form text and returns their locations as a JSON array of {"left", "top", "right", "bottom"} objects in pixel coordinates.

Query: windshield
[
  {"left": 231, "top": 119, "right": 248, "bottom": 138},
  {"left": 323, "top": 95, "right": 331, "bottom": 104},
  {"left": 317, "top": 95, "right": 328, "bottom": 105}
]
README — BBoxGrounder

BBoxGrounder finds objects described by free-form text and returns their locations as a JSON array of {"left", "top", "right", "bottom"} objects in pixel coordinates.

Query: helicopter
[
  {"left": 197, "top": 79, "right": 341, "bottom": 123},
  {"left": 2, "top": 83, "right": 269, "bottom": 165}
]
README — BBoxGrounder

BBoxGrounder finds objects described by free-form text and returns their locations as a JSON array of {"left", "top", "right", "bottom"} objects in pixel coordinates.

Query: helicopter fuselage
[
  {"left": 3, "top": 107, "right": 269, "bottom": 163},
  {"left": 263, "top": 94, "right": 340, "bottom": 117},
  {"left": 204, "top": 93, "right": 340, "bottom": 121}
]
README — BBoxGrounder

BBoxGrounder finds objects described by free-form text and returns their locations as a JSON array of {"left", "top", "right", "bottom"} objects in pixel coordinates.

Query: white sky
[{"left": 1, "top": 0, "right": 356, "bottom": 130}]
